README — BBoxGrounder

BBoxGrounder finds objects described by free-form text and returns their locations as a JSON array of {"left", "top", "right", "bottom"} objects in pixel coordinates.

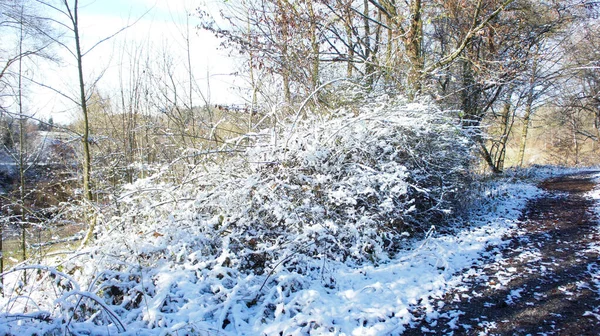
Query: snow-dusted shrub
[
  {"left": 0, "top": 95, "right": 475, "bottom": 334},
  {"left": 0, "top": 266, "right": 127, "bottom": 335},
  {"left": 232, "top": 99, "right": 474, "bottom": 264},
  {"left": 89, "top": 95, "right": 474, "bottom": 272}
]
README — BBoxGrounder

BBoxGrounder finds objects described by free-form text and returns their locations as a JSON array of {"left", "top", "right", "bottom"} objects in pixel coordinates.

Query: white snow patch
[{"left": 505, "top": 288, "right": 524, "bottom": 305}]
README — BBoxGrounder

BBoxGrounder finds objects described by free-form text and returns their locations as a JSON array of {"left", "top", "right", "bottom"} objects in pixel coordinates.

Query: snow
[
  {"left": 505, "top": 288, "right": 524, "bottom": 305},
  {"left": 587, "top": 172, "right": 600, "bottom": 219},
  {"left": 585, "top": 172, "right": 600, "bottom": 306},
  {"left": 0, "top": 179, "right": 542, "bottom": 335},
  {"left": 0, "top": 96, "right": 563, "bottom": 335}
]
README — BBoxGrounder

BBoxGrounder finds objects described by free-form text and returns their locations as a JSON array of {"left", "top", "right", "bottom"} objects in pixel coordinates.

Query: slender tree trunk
[
  {"left": 248, "top": 12, "right": 257, "bottom": 133},
  {"left": 461, "top": 59, "right": 479, "bottom": 125},
  {"left": 385, "top": 15, "right": 393, "bottom": 84},
  {"left": 345, "top": 3, "right": 354, "bottom": 77},
  {"left": 282, "top": 59, "right": 291, "bottom": 108},
  {"left": 518, "top": 104, "right": 532, "bottom": 167},
  {"left": 373, "top": 9, "right": 382, "bottom": 78},
  {"left": 478, "top": 138, "right": 502, "bottom": 174},
  {"left": 184, "top": 14, "right": 198, "bottom": 163},
  {"left": 73, "top": 8, "right": 92, "bottom": 202},
  {"left": 17, "top": 11, "right": 27, "bottom": 282},
  {"left": 518, "top": 55, "right": 539, "bottom": 167},
  {"left": 69, "top": 0, "right": 95, "bottom": 246},
  {"left": 307, "top": 0, "right": 319, "bottom": 91},
  {"left": 572, "top": 113, "right": 579, "bottom": 166},
  {"left": 496, "top": 99, "right": 513, "bottom": 172},
  {"left": 460, "top": 58, "right": 503, "bottom": 174},
  {"left": 595, "top": 112, "right": 600, "bottom": 150},
  {"left": 19, "top": 108, "right": 25, "bottom": 267},
  {"left": 277, "top": 0, "right": 292, "bottom": 109},
  {"left": 363, "top": 0, "right": 374, "bottom": 87}
]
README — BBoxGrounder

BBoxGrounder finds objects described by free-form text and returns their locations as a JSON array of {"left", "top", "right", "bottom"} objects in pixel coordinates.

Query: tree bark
[
  {"left": 307, "top": 0, "right": 319, "bottom": 91},
  {"left": 277, "top": 0, "right": 292, "bottom": 109},
  {"left": 363, "top": 0, "right": 375, "bottom": 87},
  {"left": 518, "top": 53, "right": 539, "bottom": 167},
  {"left": 495, "top": 99, "right": 514, "bottom": 172},
  {"left": 518, "top": 103, "right": 533, "bottom": 167},
  {"left": 345, "top": 2, "right": 354, "bottom": 77},
  {"left": 404, "top": 0, "right": 423, "bottom": 99},
  {"left": 18, "top": 14, "right": 27, "bottom": 281},
  {"left": 68, "top": 0, "right": 95, "bottom": 246},
  {"left": 571, "top": 113, "right": 579, "bottom": 165}
]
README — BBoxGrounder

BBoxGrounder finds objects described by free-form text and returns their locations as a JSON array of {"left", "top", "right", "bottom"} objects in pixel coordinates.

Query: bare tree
[
  {"left": 430, "top": 0, "right": 568, "bottom": 172},
  {"left": 516, "top": 41, "right": 565, "bottom": 167},
  {"left": 33, "top": 0, "right": 144, "bottom": 245},
  {"left": 0, "top": 0, "right": 55, "bottom": 290}
]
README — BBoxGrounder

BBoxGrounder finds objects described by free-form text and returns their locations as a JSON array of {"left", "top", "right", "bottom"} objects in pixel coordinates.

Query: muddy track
[{"left": 405, "top": 172, "right": 600, "bottom": 335}]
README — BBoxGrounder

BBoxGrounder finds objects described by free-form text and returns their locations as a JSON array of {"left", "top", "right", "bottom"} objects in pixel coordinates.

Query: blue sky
[{"left": 79, "top": 0, "right": 193, "bottom": 22}]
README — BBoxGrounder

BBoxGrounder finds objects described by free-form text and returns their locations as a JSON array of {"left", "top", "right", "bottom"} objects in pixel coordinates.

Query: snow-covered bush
[
  {"left": 103, "top": 95, "right": 473, "bottom": 268},
  {"left": 0, "top": 95, "right": 476, "bottom": 334}
]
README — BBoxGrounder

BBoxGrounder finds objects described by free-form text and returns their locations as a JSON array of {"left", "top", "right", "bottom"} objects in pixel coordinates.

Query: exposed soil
[{"left": 405, "top": 172, "right": 600, "bottom": 335}]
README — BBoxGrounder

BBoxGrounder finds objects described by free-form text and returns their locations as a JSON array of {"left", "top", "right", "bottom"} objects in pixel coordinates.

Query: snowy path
[{"left": 405, "top": 172, "right": 600, "bottom": 335}]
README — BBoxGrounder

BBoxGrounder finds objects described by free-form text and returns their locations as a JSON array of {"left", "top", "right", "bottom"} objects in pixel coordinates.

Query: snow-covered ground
[
  {"left": 0, "top": 179, "right": 542, "bottom": 335},
  {"left": 587, "top": 172, "right": 600, "bottom": 221},
  {"left": 254, "top": 183, "right": 541, "bottom": 335},
  {"left": 585, "top": 172, "right": 600, "bottom": 320},
  {"left": 1, "top": 95, "right": 591, "bottom": 335}
]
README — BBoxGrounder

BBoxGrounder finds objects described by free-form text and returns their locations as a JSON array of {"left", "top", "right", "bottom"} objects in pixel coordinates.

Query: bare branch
[
  {"left": 424, "top": 0, "right": 515, "bottom": 74},
  {"left": 82, "top": 7, "right": 153, "bottom": 57}
]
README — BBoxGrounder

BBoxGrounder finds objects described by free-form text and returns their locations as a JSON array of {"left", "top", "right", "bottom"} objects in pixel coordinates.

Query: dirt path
[{"left": 405, "top": 172, "right": 600, "bottom": 335}]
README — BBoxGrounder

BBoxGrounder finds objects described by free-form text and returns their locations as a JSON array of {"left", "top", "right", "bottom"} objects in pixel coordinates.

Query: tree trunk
[
  {"left": 363, "top": 0, "right": 375, "bottom": 87},
  {"left": 277, "top": 0, "right": 292, "bottom": 109},
  {"left": 17, "top": 10, "right": 27, "bottom": 282},
  {"left": 19, "top": 106, "right": 26, "bottom": 268},
  {"left": 385, "top": 16, "right": 393, "bottom": 83},
  {"left": 495, "top": 99, "right": 514, "bottom": 172},
  {"left": 572, "top": 113, "right": 579, "bottom": 166},
  {"left": 282, "top": 64, "right": 291, "bottom": 108},
  {"left": 460, "top": 60, "right": 480, "bottom": 126},
  {"left": 248, "top": 12, "right": 257, "bottom": 133},
  {"left": 518, "top": 54, "right": 538, "bottom": 167},
  {"left": 307, "top": 0, "right": 319, "bottom": 91},
  {"left": 478, "top": 138, "right": 502, "bottom": 174},
  {"left": 70, "top": 0, "right": 95, "bottom": 246},
  {"left": 404, "top": 0, "right": 423, "bottom": 99},
  {"left": 345, "top": 3, "right": 354, "bottom": 77},
  {"left": 595, "top": 111, "right": 600, "bottom": 150},
  {"left": 518, "top": 104, "right": 532, "bottom": 167}
]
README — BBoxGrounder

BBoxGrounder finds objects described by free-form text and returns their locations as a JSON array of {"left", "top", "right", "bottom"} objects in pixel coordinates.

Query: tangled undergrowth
[{"left": 1, "top": 95, "right": 482, "bottom": 335}]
